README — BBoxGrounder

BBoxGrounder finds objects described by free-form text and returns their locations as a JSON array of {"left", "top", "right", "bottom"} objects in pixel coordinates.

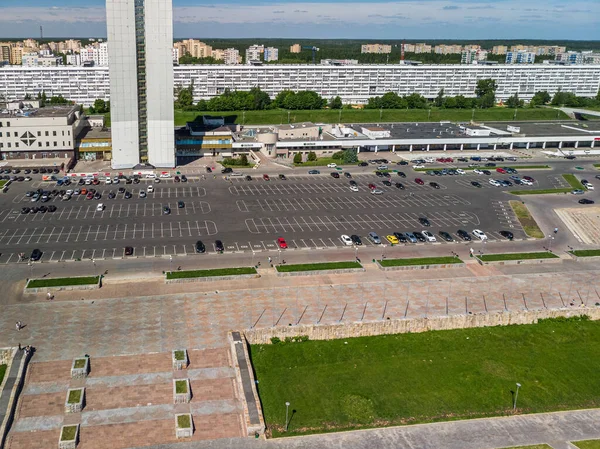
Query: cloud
[
  {"left": 442, "top": 5, "right": 461, "bottom": 10},
  {"left": 272, "top": 10, "right": 285, "bottom": 13},
  {"left": 293, "top": 10, "right": 308, "bottom": 13}
]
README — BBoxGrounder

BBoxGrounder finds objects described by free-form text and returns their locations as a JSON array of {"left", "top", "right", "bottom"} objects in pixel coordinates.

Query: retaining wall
[
  {"left": 376, "top": 261, "right": 465, "bottom": 271},
  {"left": 165, "top": 273, "right": 259, "bottom": 284},
  {"left": 24, "top": 278, "right": 101, "bottom": 294},
  {"left": 569, "top": 254, "right": 600, "bottom": 262},
  {"left": 276, "top": 267, "right": 365, "bottom": 277},
  {"left": 244, "top": 307, "right": 600, "bottom": 344},
  {"left": 476, "top": 256, "right": 562, "bottom": 266}
]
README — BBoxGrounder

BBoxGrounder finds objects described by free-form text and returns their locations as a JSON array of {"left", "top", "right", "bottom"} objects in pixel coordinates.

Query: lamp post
[
  {"left": 285, "top": 402, "right": 290, "bottom": 431},
  {"left": 251, "top": 250, "right": 255, "bottom": 268},
  {"left": 354, "top": 245, "right": 358, "bottom": 262},
  {"left": 278, "top": 248, "right": 282, "bottom": 264},
  {"left": 28, "top": 261, "right": 32, "bottom": 280},
  {"left": 548, "top": 235, "right": 554, "bottom": 252},
  {"left": 169, "top": 255, "right": 173, "bottom": 274},
  {"left": 513, "top": 382, "right": 521, "bottom": 410}
]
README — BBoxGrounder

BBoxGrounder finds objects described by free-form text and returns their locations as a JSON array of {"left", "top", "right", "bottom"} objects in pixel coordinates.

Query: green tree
[
  {"left": 174, "top": 85, "right": 194, "bottom": 110},
  {"left": 240, "top": 154, "right": 249, "bottom": 165},
  {"left": 443, "top": 96, "right": 457, "bottom": 109},
  {"left": 342, "top": 149, "right": 358, "bottom": 164},
  {"left": 293, "top": 153, "right": 303, "bottom": 164},
  {"left": 475, "top": 79, "right": 498, "bottom": 98},
  {"left": 249, "top": 87, "right": 272, "bottom": 110},
  {"left": 531, "top": 91, "right": 551, "bottom": 106},
  {"left": 435, "top": 89, "right": 445, "bottom": 108},
  {"left": 92, "top": 99, "right": 108, "bottom": 114},
  {"left": 307, "top": 151, "right": 317, "bottom": 162},
  {"left": 477, "top": 92, "right": 496, "bottom": 109},
  {"left": 332, "top": 150, "right": 344, "bottom": 160},
  {"left": 329, "top": 96, "right": 343, "bottom": 109},
  {"left": 505, "top": 93, "right": 524, "bottom": 109}
]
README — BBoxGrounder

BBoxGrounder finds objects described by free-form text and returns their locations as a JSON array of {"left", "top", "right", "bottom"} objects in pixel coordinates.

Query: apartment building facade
[
  {"left": 434, "top": 45, "right": 463, "bottom": 55},
  {"left": 174, "top": 39, "right": 212, "bottom": 59},
  {"left": 361, "top": 44, "right": 392, "bottom": 54},
  {"left": 245, "top": 45, "right": 264, "bottom": 63},
  {"left": 506, "top": 51, "right": 536, "bottom": 64},
  {"left": 290, "top": 44, "right": 302, "bottom": 53},
  {"left": 1, "top": 64, "right": 599, "bottom": 105},
  {"left": 223, "top": 48, "right": 241, "bottom": 65},
  {"left": 264, "top": 47, "right": 279, "bottom": 62}
]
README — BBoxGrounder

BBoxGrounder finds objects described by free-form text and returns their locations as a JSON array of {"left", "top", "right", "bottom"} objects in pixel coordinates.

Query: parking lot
[{"left": 0, "top": 161, "right": 594, "bottom": 264}]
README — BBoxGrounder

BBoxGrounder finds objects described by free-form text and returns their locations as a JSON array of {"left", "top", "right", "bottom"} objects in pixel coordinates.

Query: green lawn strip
[
  {"left": 73, "top": 359, "right": 86, "bottom": 369},
  {"left": 497, "top": 445, "right": 553, "bottom": 449},
  {"left": 276, "top": 262, "right": 362, "bottom": 272},
  {"left": 251, "top": 318, "right": 600, "bottom": 437},
  {"left": 60, "top": 426, "right": 78, "bottom": 441},
  {"left": 26, "top": 276, "right": 100, "bottom": 289},
  {"left": 294, "top": 157, "right": 341, "bottom": 167},
  {"left": 379, "top": 257, "right": 463, "bottom": 267},
  {"left": 0, "top": 180, "right": 8, "bottom": 188},
  {"left": 174, "top": 350, "right": 186, "bottom": 361},
  {"left": 414, "top": 165, "right": 550, "bottom": 172},
  {"left": 174, "top": 108, "right": 569, "bottom": 126},
  {"left": 175, "top": 380, "right": 188, "bottom": 394},
  {"left": 562, "top": 174, "right": 586, "bottom": 190},
  {"left": 510, "top": 188, "right": 572, "bottom": 195},
  {"left": 509, "top": 201, "right": 545, "bottom": 239},
  {"left": 479, "top": 252, "right": 559, "bottom": 262},
  {"left": 67, "top": 389, "right": 82, "bottom": 404},
  {"left": 570, "top": 249, "right": 600, "bottom": 257},
  {"left": 0, "top": 365, "right": 6, "bottom": 385},
  {"left": 573, "top": 440, "right": 600, "bottom": 449},
  {"left": 177, "top": 414, "right": 191, "bottom": 428},
  {"left": 594, "top": 164, "right": 600, "bottom": 169},
  {"left": 166, "top": 267, "right": 257, "bottom": 279}
]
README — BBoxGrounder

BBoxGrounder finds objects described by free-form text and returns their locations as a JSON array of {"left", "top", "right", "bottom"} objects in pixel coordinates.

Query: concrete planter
[
  {"left": 175, "top": 414, "right": 194, "bottom": 439},
  {"left": 276, "top": 267, "right": 365, "bottom": 277},
  {"left": 65, "top": 388, "right": 85, "bottom": 413},
  {"left": 172, "top": 349, "right": 188, "bottom": 370},
  {"left": 70, "top": 357, "right": 89, "bottom": 379},
  {"left": 568, "top": 254, "right": 600, "bottom": 262},
  {"left": 58, "top": 424, "right": 79, "bottom": 449},
  {"left": 165, "top": 273, "right": 259, "bottom": 284},
  {"left": 173, "top": 379, "right": 191, "bottom": 404},
  {"left": 476, "top": 256, "right": 562, "bottom": 266},
  {"left": 24, "top": 278, "right": 100, "bottom": 294},
  {"left": 376, "top": 261, "right": 465, "bottom": 271}
]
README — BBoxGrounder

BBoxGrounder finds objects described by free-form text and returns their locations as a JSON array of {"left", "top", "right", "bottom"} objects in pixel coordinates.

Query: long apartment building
[{"left": 1, "top": 64, "right": 599, "bottom": 106}]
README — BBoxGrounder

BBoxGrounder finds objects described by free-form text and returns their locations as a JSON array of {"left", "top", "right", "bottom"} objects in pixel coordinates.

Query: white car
[
  {"left": 105, "top": 178, "right": 112, "bottom": 184},
  {"left": 583, "top": 181, "right": 594, "bottom": 190},
  {"left": 520, "top": 179, "right": 533, "bottom": 186},
  {"left": 24, "top": 176, "right": 32, "bottom": 181},
  {"left": 139, "top": 191, "right": 146, "bottom": 198},
  {"left": 473, "top": 169, "right": 484, "bottom": 175},
  {"left": 456, "top": 169, "right": 466, "bottom": 175},
  {"left": 147, "top": 185, "right": 154, "bottom": 193},
  {"left": 413, "top": 164, "right": 425, "bottom": 169},
  {"left": 473, "top": 229, "right": 488, "bottom": 240},
  {"left": 159, "top": 173, "right": 171, "bottom": 178},
  {"left": 327, "top": 163, "right": 337, "bottom": 168},
  {"left": 489, "top": 179, "right": 501, "bottom": 187},
  {"left": 96, "top": 203, "right": 105, "bottom": 212},
  {"left": 340, "top": 234, "right": 353, "bottom": 246},
  {"left": 112, "top": 177, "right": 120, "bottom": 184},
  {"left": 424, "top": 157, "right": 435, "bottom": 163},
  {"left": 371, "top": 189, "right": 384, "bottom": 195},
  {"left": 377, "top": 165, "right": 388, "bottom": 170},
  {"left": 145, "top": 174, "right": 156, "bottom": 179},
  {"left": 350, "top": 185, "right": 359, "bottom": 192},
  {"left": 422, "top": 230, "right": 437, "bottom": 242},
  {"left": 66, "top": 189, "right": 73, "bottom": 195},
  {"left": 85, "top": 179, "right": 92, "bottom": 185},
  {"left": 62, "top": 194, "right": 71, "bottom": 201}
]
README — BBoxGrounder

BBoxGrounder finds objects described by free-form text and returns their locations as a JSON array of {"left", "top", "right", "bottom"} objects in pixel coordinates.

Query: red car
[
  {"left": 277, "top": 237, "right": 288, "bottom": 249},
  {"left": 496, "top": 168, "right": 507, "bottom": 174},
  {"left": 523, "top": 176, "right": 534, "bottom": 182},
  {"left": 368, "top": 183, "right": 377, "bottom": 190},
  {"left": 86, "top": 192, "right": 94, "bottom": 200},
  {"left": 415, "top": 178, "right": 425, "bottom": 185},
  {"left": 263, "top": 174, "right": 270, "bottom": 181}
]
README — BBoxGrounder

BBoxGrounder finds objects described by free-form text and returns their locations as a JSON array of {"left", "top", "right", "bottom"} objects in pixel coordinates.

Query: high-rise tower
[{"left": 106, "top": 0, "right": 175, "bottom": 169}]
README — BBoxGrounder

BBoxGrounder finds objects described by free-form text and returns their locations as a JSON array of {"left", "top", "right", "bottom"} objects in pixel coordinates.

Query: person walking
[{"left": 15, "top": 321, "right": 21, "bottom": 331}]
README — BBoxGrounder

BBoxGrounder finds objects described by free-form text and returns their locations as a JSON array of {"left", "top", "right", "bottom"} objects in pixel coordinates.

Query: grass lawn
[
  {"left": 294, "top": 157, "right": 341, "bottom": 167},
  {"left": 573, "top": 440, "right": 600, "bottom": 449},
  {"left": 174, "top": 107, "right": 569, "bottom": 126},
  {"left": 220, "top": 158, "right": 253, "bottom": 168},
  {"left": 380, "top": 257, "right": 463, "bottom": 267},
  {"left": 510, "top": 188, "right": 572, "bottom": 195},
  {"left": 175, "top": 380, "right": 188, "bottom": 394},
  {"left": 498, "top": 446, "right": 553, "bottom": 449},
  {"left": 563, "top": 174, "right": 586, "bottom": 190},
  {"left": 27, "top": 276, "right": 100, "bottom": 289},
  {"left": 570, "top": 249, "right": 600, "bottom": 257},
  {"left": 251, "top": 318, "right": 600, "bottom": 437},
  {"left": 174, "top": 350, "right": 186, "bottom": 361},
  {"left": 166, "top": 267, "right": 256, "bottom": 279},
  {"left": 68, "top": 389, "right": 82, "bottom": 404},
  {"left": 0, "top": 365, "right": 6, "bottom": 385},
  {"left": 276, "top": 262, "right": 362, "bottom": 272},
  {"left": 0, "top": 180, "right": 8, "bottom": 188},
  {"left": 478, "top": 252, "right": 559, "bottom": 262},
  {"left": 60, "top": 426, "right": 78, "bottom": 441},
  {"left": 73, "top": 358, "right": 86, "bottom": 369},
  {"left": 177, "top": 414, "right": 191, "bottom": 428},
  {"left": 509, "top": 201, "right": 544, "bottom": 239}
]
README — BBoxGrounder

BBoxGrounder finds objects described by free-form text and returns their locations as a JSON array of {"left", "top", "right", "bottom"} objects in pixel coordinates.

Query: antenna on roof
[{"left": 40, "top": 26, "right": 43, "bottom": 40}]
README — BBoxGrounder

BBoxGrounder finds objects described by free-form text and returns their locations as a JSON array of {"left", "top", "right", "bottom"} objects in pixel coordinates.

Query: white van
[{"left": 147, "top": 185, "right": 154, "bottom": 193}]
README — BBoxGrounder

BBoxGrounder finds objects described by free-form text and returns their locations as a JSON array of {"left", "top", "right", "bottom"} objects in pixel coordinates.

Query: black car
[
  {"left": 221, "top": 167, "right": 233, "bottom": 174},
  {"left": 181, "top": 175, "right": 187, "bottom": 182},
  {"left": 94, "top": 193, "right": 102, "bottom": 200},
  {"left": 21, "top": 207, "right": 30, "bottom": 214},
  {"left": 124, "top": 246, "right": 134, "bottom": 256},
  {"left": 419, "top": 217, "right": 431, "bottom": 227},
  {"left": 482, "top": 170, "right": 491, "bottom": 175},
  {"left": 358, "top": 162, "right": 368, "bottom": 167},
  {"left": 125, "top": 178, "right": 133, "bottom": 184},
  {"left": 195, "top": 240, "right": 206, "bottom": 253},
  {"left": 395, "top": 182, "right": 405, "bottom": 189},
  {"left": 108, "top": 192, "right": 116, "bottom": 199},
  {"left": 40, "top": 168, "right": 47, "bottom": 174},
  {"left": 163, "top": 206, "right": 171, "bottom": 215},
  {"left": 206, "top": 167, "right": 213, "bottom": 173},
  {"left": 30, "top": 207, "right": 39, "bottom": 214},
  {"left": 30, "top": 248, "right": 43, "bottom": 261},
  {"left": 500, "top": 230, "right": 514, "bottom": 240},
  {"left": 429, "top": 182, "right": 440, "bottom": 189},
  {"left": 485, "top": 162, "right": 496, "bottom": 167},
  {"left": 133, "top": 178, "right": 140, "bottom": 184},
  {"left": 413, "top": 232, "right": 427, "bottom": 242},
  {"left": 439, "top": 231, "right": 454, "bottom": 242},
  {"left": 32, "top": 169, "right": 39, "bottom": 174},
  {"left": 178, "top": 200, "right": 185, "bottom": 208},
  {"left": 457, "top": 229, "right": 472, "bottom": 241},
  {"left": 565, "top": 155, "right": 576, "bottom": 160},
  {"left": 39, "top": 206, "right": 48, "bottom": 213},
  {"left": 350, "top": 234, "right": 362, "bottom": 245},
  {"left": 47, "top": 205, "right": 57, "bottom": 212},
  {"left": 78, "top": 179, "right": 85, "bottom": 185},
  {"left": 118, "top": 187, "right": 126, "bottom": 193},
  {"left": 457, "top": 157, "right": 468, "bottom": 162},
  {"left": 279, "top": 174, "right": 287, "bottom": 180},
  {"left": 375, "top": 171, "right": 384, "bottom": 177},
  {"left": 398, "top": 160, "right": 409, "bottom": 165},
  {"left": 579, "top": 198, "right": 595, "bottom": 204},
  {"left": 245, "top": 175, "right": 252, "bottom": 181},
  {"left": 124, "top": 191, "right": 132, "bottom": 199},
  {"left": 393, "top": 232, "right": 408, "bottom": 243},
  {"left": 471, "top": 181, "right": 482, "bottom": 188},
  {"left": 397, "top": 171, "right": 406, "bottom": 178},
  {"left": 349, "top": 180, "right": 357, "bottom": 186},
  {"left": 344, "top": 172, "right": 352, "bottom": 178},
  {"left": 215, "top": 240, "right": 224, "bottom": 252},
  {"left": 330, "top": 172, "right": 340, "bottom": 178},
  {"left": 382, "top": 180, "right": 392, "bottom": 186}
]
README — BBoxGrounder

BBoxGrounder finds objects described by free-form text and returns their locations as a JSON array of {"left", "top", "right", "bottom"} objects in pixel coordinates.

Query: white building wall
[
  {"left": 144, "top": 0, "right": 175, "bottom": 168},
  {"left": 106, "top": 0, "right": 140, "bottom": 168}
]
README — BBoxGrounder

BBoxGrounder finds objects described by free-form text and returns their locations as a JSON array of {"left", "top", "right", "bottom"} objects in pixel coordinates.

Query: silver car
[{"left": 367, "top": 232, "right": 382, "bottom": 244}]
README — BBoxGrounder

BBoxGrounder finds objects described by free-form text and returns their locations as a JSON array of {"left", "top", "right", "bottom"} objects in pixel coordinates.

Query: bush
[
  {"left": 332, "top": 151, "right": 344, "bottom": 160},
  {"left": 269, "top": 335, "right": 309, "bottom": 345},
  {"left": 307, "top": 151, "right": 317, "bottom": 162},
  {"left": 270, "top": 337, "right": 282, "bottom": 345},
  {"left": 293, "top": 153, "right": 302, "bottom": 164},
  {"left": 538, "top": 315, "right": 590, "bottom": 324}
]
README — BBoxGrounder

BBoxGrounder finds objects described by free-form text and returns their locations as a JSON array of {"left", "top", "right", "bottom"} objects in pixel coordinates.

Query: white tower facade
[{"left": 106, "top": 0, "right": 175, "bottom": 169}]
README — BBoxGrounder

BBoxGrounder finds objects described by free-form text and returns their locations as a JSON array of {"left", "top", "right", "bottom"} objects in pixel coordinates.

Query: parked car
[
  {"left": 124, "top": 246, "right": 134, "bottom": 256},
  {"left": 499, "top": 230, "right": 514, "bottom": 240},
  {"left": 429, "top": 182, "right": 440, "bottom": 189},
  {"left": 178, "top": 200, "right": 185, "bottom": 208},
  {"left": 330, "top": 172, "right": 340, "bottom": 178},
  {"left": 308, "top": 170, "right": 320, "bottom": 175},
  {"left": 415, "top": 178, "right": 425, "bottom": 185},
  {"left": 413, "top": 232, "right": 427, "bottom": 242},
  {"left": 367, "top": 232, "right": 382, "bottom": 244},
  {"left": 404, "top": 232, "right": 418, "bottom": 243},
  {"left": 277, "top": 237, "right": 288, "bottom": 249},
  {"left": 422, "top": 231, "right": 437, "bottom": 242},
  {"left": 386, "top": 235, "right": 399, "bottom": 244},
  {"left": 327, "top": 163, "right": 337, "bottom": 168},
  {"left": 419, "top": 217, "right": 431, "bottom": 226},
  {"left": 30, "top": 249, "right": 43, "bottom": 261},
  {"left": 439, "top": 231, "right": 454, "bottom": 242},
  {"left": 215, "top": 240, "right": 224, "bottom": 252},
  {"left": 393, "top": 232, "right": 408, "bottom": 243},
  {"left": 195, "top": 240, "right": 206, "bottom": 253},
  {"left": 471, "top": 181, "right": 482, "bottom": 188},
  {"left": 340, "top": 234, "right": 353, "bottom": 246},
  {"left": 579, "top": 198, "right": 595, "bottom": 204},
  {"left": 457, "top": 229, "right": 471, "bottom": 241},
  {"left": 263, "top": 174, "right": 270, "bottom": 181},
  {"left": 473, "top": 229, "right": 488, "bottom": 240},
  {"left": 350, "top": 235, "right": 362, "bottom": 245}
]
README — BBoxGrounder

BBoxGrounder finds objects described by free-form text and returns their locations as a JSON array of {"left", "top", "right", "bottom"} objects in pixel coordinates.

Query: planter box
[
  {"left": 58, "top": 424, "right": 79, "bottom": 449},
  {"left": 165, "top": 273, "right": 259, "bottom": 284},
  {"left": 65, "top": 388, "right": 85, "bottom": 413},
  {"left": 568, "top": 254, "right": 600, "bottom": 262},
  {"left": 173, "top": 379, "right": 191, "bottom": 404},
  {"left": 376, "top": 261, "right": 465, "bottom": 271},
  {"left": 476, "top": 256, "right": 562, "bottom": 266},
  {"left": 24, "top": 277, "right": 101, "bottom": 294},
  {"left": 276, "top": 267, "right": 365, "bottom": 277},
  {"left": 71, "top": 357, "right": 89, "bottom": 379},
  {"left": 172, "top": 349, "right": 188, "bottom": 370},
  {"left": 175, "top": 413, "right": 194, "bottom": 439}
]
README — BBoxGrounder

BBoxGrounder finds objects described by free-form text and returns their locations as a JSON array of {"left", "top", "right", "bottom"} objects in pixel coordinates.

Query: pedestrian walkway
[{"left": 0, "top": 349, "right": 24, "bottom": 442}]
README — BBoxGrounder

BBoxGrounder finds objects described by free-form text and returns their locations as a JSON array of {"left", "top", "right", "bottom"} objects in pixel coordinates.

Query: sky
[{"left": 0, "top": 0, "right": 599, "bottom": 40}]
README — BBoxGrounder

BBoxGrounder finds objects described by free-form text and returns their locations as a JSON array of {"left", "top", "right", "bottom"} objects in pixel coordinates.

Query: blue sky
[{"left": 1, "top": 0, "right": 599, "bottom": 40}]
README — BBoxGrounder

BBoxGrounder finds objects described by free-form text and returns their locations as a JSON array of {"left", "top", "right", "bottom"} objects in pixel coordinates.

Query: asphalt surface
[{"left": 0, "top": 159, "right": 598, "bottom": 264}]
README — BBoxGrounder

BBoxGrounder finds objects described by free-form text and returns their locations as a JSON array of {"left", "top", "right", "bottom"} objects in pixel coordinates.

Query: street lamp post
[
  {"left": 28, "top": 261, "right": 32, "bottom": 280},
  {"left": 513, "top": 382, "right": 521, "bottom": 410},
  {"left": 251, "top": 250, "right": 255, "bottom": 268},
  {"left": 548, "top": 235, "right": 554, "bottom": 252},
  {"left": 278, "top": 249, "right": 281, "bottom": 264},
  {"left": 285, "top": 402, "right": 291, "bottom": 431},
  {"left": 169, "top": 255, "right": 173, "bottom": 274}
]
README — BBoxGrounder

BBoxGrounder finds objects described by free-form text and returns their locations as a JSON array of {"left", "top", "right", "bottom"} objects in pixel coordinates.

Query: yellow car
[{"left": 386, "top": 235, "right": 399, "bottom": 244}]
